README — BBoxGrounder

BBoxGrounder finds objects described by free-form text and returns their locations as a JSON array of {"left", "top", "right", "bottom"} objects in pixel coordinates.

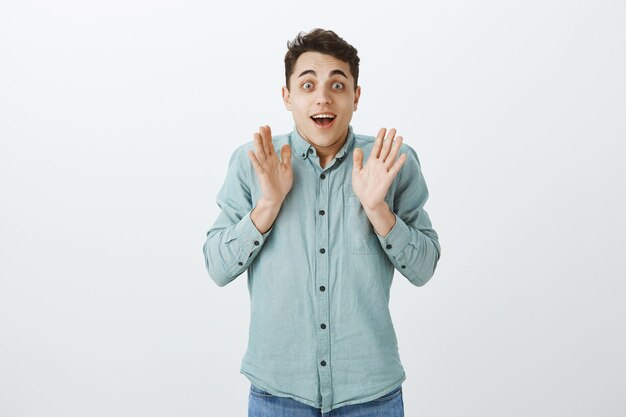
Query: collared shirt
[{"left": 203, "top": 125, "right": 441, "bottom": 413}]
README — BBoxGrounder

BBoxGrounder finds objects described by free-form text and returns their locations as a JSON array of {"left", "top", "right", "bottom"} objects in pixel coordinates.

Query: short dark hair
[{"left": 284, "top": 28, "right": 360, "bottom": 92}]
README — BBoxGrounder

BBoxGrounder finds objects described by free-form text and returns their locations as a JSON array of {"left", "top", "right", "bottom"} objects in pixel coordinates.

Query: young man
[{"left": 203, "top": 28, "right": 441, "bottom": 417}]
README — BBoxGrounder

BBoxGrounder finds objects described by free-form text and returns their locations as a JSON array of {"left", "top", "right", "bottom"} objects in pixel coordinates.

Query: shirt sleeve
[
  {"left": 375, "top": 145, "right": 441, "bottom": 286},
  {"left": 202, "top": 145, "right": 272, "bottom": 287}
]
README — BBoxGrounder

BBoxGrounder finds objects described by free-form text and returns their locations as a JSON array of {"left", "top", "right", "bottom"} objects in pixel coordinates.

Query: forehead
[{"left": 292, "top": 51, "right": 352, "bottom": 79}]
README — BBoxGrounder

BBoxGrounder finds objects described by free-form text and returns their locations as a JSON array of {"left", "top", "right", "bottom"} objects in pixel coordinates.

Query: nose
[{"left": 315, "top": 87, "right": 332, "bottom": 105}]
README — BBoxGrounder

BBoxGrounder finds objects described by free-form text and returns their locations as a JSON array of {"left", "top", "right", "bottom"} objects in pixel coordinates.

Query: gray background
[{"left": 1, "top": 0, "right": 625, "bottom": 416}]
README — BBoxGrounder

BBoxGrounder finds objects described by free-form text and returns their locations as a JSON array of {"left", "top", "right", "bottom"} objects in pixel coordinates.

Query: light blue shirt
[{"left": 203, "top": 125, "right": 441, "bottom": 413}]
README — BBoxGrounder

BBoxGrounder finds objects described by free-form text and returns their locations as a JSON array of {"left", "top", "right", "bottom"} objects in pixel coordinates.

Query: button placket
[{"left": 315, "top": 168, "right": 332, "bottom": 407}]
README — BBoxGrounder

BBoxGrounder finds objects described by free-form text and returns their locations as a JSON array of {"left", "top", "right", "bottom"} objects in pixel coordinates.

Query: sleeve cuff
[
  {"left": 233, "top": 211, "right": 272, "bottom": 257},
  {"left": 376, "top": 213, "right": 411, "bottom": 258}
]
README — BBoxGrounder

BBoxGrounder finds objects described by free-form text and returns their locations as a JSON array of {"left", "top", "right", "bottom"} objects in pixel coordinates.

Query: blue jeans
[{"left": 248, "top": 384, "right": 404, "bottom": 417}]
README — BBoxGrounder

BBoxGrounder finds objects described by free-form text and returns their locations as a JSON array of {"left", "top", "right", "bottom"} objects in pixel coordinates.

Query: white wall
[{"left": 1, "top": 1, "right": 625, "bottom": 416}]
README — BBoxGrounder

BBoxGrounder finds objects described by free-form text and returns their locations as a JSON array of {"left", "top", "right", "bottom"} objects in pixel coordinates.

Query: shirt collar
[{"left": 290, "top": 125, "right": 355, "bottom": 163}]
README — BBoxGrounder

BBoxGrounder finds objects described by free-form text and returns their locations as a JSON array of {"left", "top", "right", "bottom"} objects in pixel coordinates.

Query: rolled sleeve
[
  {"left": 375, "top": 144, "right": 441, "bottom": 286},
  {"left": 203, "top": 145, "right": 273, "bottom": 287}
]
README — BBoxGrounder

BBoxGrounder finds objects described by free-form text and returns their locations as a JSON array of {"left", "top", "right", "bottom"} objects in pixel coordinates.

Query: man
[{"left": 203, "top": 28, "right": 441, "bottom": 417}]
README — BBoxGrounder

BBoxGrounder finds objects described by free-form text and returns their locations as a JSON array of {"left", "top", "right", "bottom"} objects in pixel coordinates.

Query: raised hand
[
  {"left": 247, "top": 125, "right": 293, "bottom": 207},
  {"left": 352, "top": 128, "right": 407, "bottom": 210}
]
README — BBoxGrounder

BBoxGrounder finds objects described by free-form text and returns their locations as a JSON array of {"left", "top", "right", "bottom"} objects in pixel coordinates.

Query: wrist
[
  {"left": 257, "top": 196, "right": 283, "bottom": 210},
  {"left": 362, "top": 200, "right": 389, "bottom": 214},
  {"left": 363, "top": 201, "right": 395, "bottom": 237},
  {"left": 251, "top": 197, "right": 282, "bottom": 235}
]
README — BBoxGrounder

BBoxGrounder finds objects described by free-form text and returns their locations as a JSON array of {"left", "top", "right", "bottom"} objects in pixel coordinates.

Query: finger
[
  {"left": 260, "top": 125, "right": 273, "bottom": 157},
  {"left": 266, "top": 125, "right": 275, "bottom": 156},
  {"left": 384, "top": 135, "right": 403, "bottom": 170},
  {"left": 369, "top": 128, "right": 386, "bottom": 161},
  {"left": 352, "top": 147, "right": 364, "bottom": 174},
  {"left": 380, "top": 128, "right": 396, "bottom": 163},
  {"left": 247, "top": 150, "right": 264, "bottom": 174},
  {"left": 388, "top": 152, "right": 408, "bottom": 178},
  {"left": 280, "top": 144, "right": 292, "bottom": 169},
  {"left": 253, "top": 132, "right": 266, "bottom": 161}
]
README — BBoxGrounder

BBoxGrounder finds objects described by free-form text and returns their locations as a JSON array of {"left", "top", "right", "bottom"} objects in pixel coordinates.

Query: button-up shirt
[{"left": 203, "top": 125, "right": 441, "bottom": 413}]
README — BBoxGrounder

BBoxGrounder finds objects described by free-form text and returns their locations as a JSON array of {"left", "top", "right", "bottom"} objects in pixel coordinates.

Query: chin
[
  {"left": 315, "top": 125, "right": 347, "bottom": 140},
  {"left": 311, "top": 131, "right": 340, "bottom": 146}
]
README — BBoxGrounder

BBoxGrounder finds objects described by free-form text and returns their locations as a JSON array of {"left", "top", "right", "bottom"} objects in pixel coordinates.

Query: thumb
[
  {"left": 352, "top": 147, "right": 363, "bottom": 174},
  {"left": 281, "top": 144, "right": 292, "bottom": 169}
]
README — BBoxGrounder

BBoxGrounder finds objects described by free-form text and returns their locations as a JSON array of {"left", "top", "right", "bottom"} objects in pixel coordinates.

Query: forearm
[
  {"left": 363, "top": 201, "right": 397, "bottom": 237},
  {"left": 375, "top": 213, "right": 441, "bottom": 287},
  {"left": 204, "top": 211, "right": 272, "bottom": 287},
  {"left": 250, "top": 197, "right": 283, "bottom": 234}
]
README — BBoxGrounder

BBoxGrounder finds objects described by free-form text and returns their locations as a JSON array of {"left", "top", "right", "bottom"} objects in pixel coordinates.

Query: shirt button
[
  {"left": 319, "top": 248, "right": 325, "bottom": 254},
  {"left": 308, "top": 148, "right": 313, "bottom": 154},
  {"left": 254, "top": 241, "right": 259, "bottom": 246},
  {"left": 401, "top": 265, "right": 406, "bottom": 269},
  {"left": 301, "top": 153, "right": 305, "bottom": 158},
  {"left": 320, "top": 323, "right": 326, "bottom": 329},
  {"left": 320, "top": 360, "right": 326, "bottom": 366},
  {"left": 319, "top": 210, "right": 325, "bottom": 215},
  {"left": 320, "top": 173, "right": 326, "bottom": 179},
  {"left": 238, "top": 262, "right": 243, "bottom": 266},
  {"left": 386, "top": 244, "right": 392, "bottom": 249},
  {"left": 320, "top": 286, "right": 326, "bottom": 292}
]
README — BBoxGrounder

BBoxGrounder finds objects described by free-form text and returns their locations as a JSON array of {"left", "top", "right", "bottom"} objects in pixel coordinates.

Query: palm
[
  {"left": 352, "top": 128, "right": 407, "bottom": 210},
  {"left": 258, "top": 153, "right": 293, "bottom": 203},
  {"left": 353, "top": 160, "right": 394, "bottom": 207},
  {"left": 248, "top": 125, "right": 293, "bottom": 206}
]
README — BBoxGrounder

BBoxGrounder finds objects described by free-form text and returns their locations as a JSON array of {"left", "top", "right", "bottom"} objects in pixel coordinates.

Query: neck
[
  {"left": 317, "top": 142, "right": 344, "bottom": 168},
  {"left": 300, "top": 127, "right": 349, "bottom": 168}
]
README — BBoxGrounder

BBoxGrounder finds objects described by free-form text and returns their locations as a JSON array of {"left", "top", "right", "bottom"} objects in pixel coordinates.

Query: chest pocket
[{"left": 343, "top": 193, "right": 383, "bottom": 254}]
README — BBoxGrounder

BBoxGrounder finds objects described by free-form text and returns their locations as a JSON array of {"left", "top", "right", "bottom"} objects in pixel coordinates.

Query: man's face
[{"left": 282, "top": 51, "right": 361, "bottom": 150}]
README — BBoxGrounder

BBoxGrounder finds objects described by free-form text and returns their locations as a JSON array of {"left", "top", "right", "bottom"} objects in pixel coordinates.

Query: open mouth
[{"left": 310, "top": 113, "right": 336, "bottom": 128}]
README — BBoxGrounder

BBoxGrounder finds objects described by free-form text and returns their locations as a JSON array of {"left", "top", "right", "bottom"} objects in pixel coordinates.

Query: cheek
[{"left": 292, "top": 103, "right": 309, "bottom": 118}]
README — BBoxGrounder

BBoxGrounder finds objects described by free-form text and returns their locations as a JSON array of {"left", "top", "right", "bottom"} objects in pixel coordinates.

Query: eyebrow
[{"left": 297, "top": 69, "right": 349, "bottom": 79}]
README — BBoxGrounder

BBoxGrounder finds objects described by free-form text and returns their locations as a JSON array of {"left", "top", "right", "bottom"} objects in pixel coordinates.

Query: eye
[
  {"left": 302, "top": 82, "right": 313, "bottom": 90},
  {"left": 332, "top": 82, "right": 344, "bottom": 90}
]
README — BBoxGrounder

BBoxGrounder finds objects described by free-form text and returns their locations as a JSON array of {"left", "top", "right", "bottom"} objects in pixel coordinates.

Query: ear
[
  {"left": 353, "top": 85, "right": 361, "bottom": 111},
  {"left": 282, "top": 86, "right": 292, "bottom": 110}
]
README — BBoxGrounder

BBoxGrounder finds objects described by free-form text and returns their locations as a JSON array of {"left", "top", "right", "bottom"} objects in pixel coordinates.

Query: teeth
[{"left": 312, "top": 114, "right": 336, "bottom": 119}]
